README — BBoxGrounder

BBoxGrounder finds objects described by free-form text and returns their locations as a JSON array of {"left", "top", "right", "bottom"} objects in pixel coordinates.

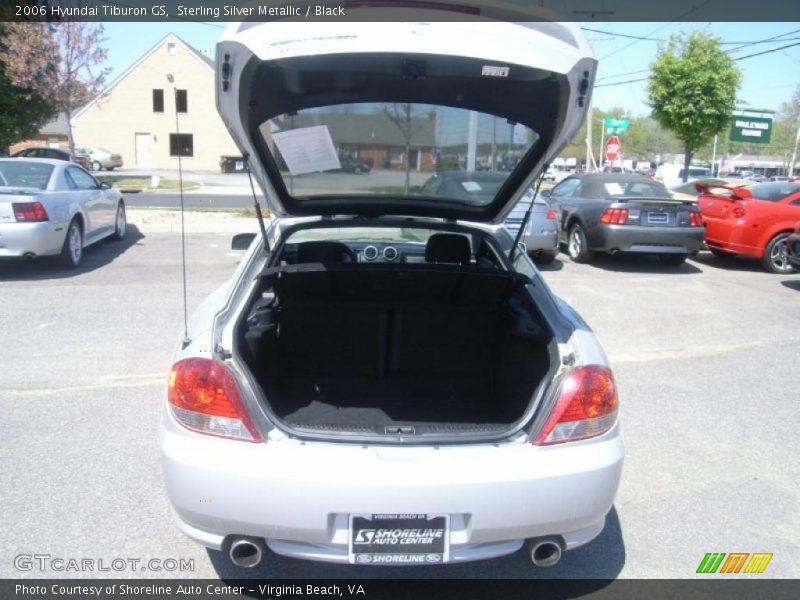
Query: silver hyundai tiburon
[{"left": 160, "top": 10, "right": 623, "bottom": 569}]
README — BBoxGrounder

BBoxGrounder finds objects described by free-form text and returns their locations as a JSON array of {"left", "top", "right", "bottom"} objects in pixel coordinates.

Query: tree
[
  {"left": 646, "top": 31, "right": 741, "bottom": 181},
  {"left": 0, "top": 25, "right": 57, "bottom": 153},
  {"left": 384, "top": 103, "right": 428, "bottom": 193},
  {"left": 2, "top": 22, "right": 110, "bottom": 159}
]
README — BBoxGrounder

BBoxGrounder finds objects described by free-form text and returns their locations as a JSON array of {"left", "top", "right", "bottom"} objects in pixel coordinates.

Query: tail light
[
  {"left": 13, "top": 201, "right": 48, "bottom": 222},
  {"left": 534, "top": 365, "right": 618, "bottom": 445},
  {"left": 689, "top": 212, "right": 704, "bottom": 227},
  {"left": 600, "top": 208, "right": 629, "bottom": 224},
  {"left": 731, "top": 205, "right": 746, "bottom": 219},
  {"left": 545, "top": 209, "right": 557, "bottom": 220},
  {"left": 168, "top": 358, "right": 262, "bottom": 442}
]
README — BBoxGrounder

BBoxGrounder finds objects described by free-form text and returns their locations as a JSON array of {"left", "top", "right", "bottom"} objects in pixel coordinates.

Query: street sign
[
  {"left": 603, "top": 117, "right": 630, "bottom": 135},
  {"left": 605, "top": 135, "right": 621, "bottom": 162},
  {"left": 729, "top": 113, "right": 773, "bottom": 143}
]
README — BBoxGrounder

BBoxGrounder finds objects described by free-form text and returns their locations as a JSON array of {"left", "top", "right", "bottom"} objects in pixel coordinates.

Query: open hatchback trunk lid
[{"left": 216, "top": 13, "right": 596, "bottom": 222}]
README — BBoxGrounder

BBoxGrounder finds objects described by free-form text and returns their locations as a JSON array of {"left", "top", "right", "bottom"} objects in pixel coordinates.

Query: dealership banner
[
  {"left": 729, "top": 113, "right": 774, "bottom": 144},
  {"left": 3, "top": 579, "right": 800, "bottom": 600}
]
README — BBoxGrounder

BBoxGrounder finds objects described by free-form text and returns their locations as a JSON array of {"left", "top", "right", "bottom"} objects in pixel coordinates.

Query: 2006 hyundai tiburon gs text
[{"left": 160, "top": 8, "right": 624, "bottom": 569}]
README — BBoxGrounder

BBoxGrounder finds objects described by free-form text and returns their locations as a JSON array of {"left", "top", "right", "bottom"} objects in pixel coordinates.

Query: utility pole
[
  {"left": 467, "top": 111, "right": 478, "bottom": 172},
  {"left": 711, "top": 135, "right": 718, "bottom": 176},
  {"left": 598, "top": 118, "right": 606, "bottom": 170},
  {"left": 790, "top": 121, "right": 800, "bottom": 178}
]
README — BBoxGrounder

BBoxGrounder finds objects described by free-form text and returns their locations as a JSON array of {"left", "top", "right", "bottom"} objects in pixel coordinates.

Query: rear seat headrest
[{"left": 425, "top": 233, "right": 471, "bottom": 264}]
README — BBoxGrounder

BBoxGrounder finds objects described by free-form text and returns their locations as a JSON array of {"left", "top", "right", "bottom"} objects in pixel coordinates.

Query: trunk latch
[{"left": 385, "top": 425, "right": 415, "bottom": 435}]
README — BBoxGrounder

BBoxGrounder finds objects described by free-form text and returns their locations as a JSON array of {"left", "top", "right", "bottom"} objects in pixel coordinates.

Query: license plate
[
  {"left": 647, "top": 211, "right": 669, "bottom": 224},
  {"left": 349, "top": 514, "right": 449, "bottom": 565}
]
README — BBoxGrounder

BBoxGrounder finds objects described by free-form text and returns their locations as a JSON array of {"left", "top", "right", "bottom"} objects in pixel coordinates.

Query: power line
[
  {"left": 735, "top": 40, "right": 800, "bottom": 61},
  {"left": 582, "top": 26, "right": 800, "bottom": 46},
  {"left": 595, "top": 40, "right": 800, "bottom": 88},
  {"left": 596, "top": 28, "right": 800, "bottom": 83},
  {"left": 595, "top": 77, "right": 649, "bottom": 88},
  {"left": 597, "top": 0, "right": 713, "bottom": 61}
]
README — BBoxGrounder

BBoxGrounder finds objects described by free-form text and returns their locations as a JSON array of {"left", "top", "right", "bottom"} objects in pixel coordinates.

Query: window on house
[
  {"left": 169, "top": 133, "right": 194, "bottom": 157},
  {"left": 153, "top": 89, "right": 164, "bottom": 113},
  {"left": 167, "top": 42, "right": 176, "bottom": 55},
  {"left": 176, "top": 89, "right": 188, "bottom": 113}
]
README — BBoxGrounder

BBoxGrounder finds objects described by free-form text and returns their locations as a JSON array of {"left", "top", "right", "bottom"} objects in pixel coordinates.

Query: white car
[
  {"left": 75, "top": 146, "right": 124, "bottom": 171},
  {"left": 160, "top": 15, "right": 622, "bottom": 570},
  {"left": 0, "top": 158, "right": 126, "bottom": 267}
]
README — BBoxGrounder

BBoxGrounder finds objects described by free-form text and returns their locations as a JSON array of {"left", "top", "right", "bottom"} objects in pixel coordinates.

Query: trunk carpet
[{"left": 273, "top": 375, "right": 508, "bottom": 426}]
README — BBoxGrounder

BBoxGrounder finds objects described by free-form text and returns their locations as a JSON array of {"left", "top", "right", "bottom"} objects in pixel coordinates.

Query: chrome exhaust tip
[
  {"left": 527, "top": 538, "right": 563, "bottom": 567},
  {"left": 228, "top": 537, "right": 264, "bottom": 568}
]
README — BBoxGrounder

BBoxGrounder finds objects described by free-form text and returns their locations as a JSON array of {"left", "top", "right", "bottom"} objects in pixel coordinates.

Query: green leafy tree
[
  {"left": 2, "top": 22, "right": 110, "bottom": 159},
  {"left": 646, "top": 31, "right": 741, "bottom": 181},
  {"left": 0, "top": 25, "right": 57, "bottom": 153}
]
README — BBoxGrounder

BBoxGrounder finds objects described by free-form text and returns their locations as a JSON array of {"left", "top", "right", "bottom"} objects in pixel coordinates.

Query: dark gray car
[{"left": 546, "top": 173, "right": 705, "bottom": 266}]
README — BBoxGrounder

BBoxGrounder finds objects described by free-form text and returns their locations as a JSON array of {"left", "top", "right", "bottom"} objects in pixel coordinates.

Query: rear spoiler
[
  {"left": 694, "top": 183, "right": 753, "bottom": 200},
  {"left": 608, "top": 196, "right": 696, "bottom": 206}
]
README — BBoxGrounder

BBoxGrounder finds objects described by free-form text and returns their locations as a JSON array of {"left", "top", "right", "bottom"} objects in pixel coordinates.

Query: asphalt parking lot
[{"left": 1, "top": 222, "right": 798, "bottom": 580}]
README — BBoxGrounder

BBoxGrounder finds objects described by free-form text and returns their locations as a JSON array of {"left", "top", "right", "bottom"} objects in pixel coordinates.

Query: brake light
[
  {"left": 535, "top": 365, "right": 618, "bottom": 445},
  {"left": 689, "top": 212, "right": 704, "bottom": 227},
  {"left": 731, "top": 205, "right": 746, "bottom": 219},
  {"left": 546, "top": 209, "right": 556, "bottom": 220},
  {"left": 600, "top": 208, "right": 629, "bottom": 224},
  {"left": 13, "top": 201, "right": 48, "bottom": 222},
  {"left": 168, "top": 358, "right": 262, "bottom": 442}
]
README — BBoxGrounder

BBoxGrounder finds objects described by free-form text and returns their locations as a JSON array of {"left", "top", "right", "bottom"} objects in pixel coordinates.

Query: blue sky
[{"left": 99, "top": 21, "right": 800, "bottom": 117}]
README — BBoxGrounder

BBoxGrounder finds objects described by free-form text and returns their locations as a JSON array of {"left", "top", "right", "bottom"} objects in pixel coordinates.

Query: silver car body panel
[
  {"left": 0, "top": 159, "right": 122, "bottom": 257},
  {"left": 161, "top": 215, "right": 622, "bottom": 563},
  {"left": 504, "top": 192, "right": 558, "bottom": 254},
  {"left": 161, "top": 15, "right": 621, "bottom": 565}
]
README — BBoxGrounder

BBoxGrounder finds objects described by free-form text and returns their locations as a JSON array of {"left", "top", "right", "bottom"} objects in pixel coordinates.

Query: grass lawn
[{"left": 96, "top": 175, "right": 200, "bottom": 192}]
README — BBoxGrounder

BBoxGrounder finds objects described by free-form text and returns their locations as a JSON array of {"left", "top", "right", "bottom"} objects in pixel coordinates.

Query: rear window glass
[
  {"left": 258, "top": 102, "right": 540, "bottom": 207},
  {"left": 747, "top": 182, "right": 800, "bottom": 202},
  {"left": 0, "top": 161, "right": 54, "bottom": 190},
  {"left": 599, "top": 180, "right": 670, "bottom": 198}
]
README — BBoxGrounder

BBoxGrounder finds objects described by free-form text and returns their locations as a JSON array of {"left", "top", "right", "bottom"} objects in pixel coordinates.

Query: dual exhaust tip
[{"left": 227, "top": 535, "right": 563, "bottom": 569}]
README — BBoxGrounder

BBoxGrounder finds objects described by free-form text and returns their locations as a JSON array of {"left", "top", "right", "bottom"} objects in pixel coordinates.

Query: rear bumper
[
  {"left": 0, "top": 221, "right": 66, "bottom": 258},
  {"left": 523, "top": 229, "right": 558, "bottom": 253},
  {"left": 702, "top": 218, "right": 763, "bottom": 258},
  {"left": 589, "top": 224, "right": 704, "bottom": 254},
  {"left": 99, "top": 157, "right": 123, "bottom": 168},
  {"left": 160, "top": 413, "right": 624, "bottom": 564}
]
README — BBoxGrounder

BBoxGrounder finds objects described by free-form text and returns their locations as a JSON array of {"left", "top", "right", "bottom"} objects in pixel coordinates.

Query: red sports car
[
  {"left": 697, "top": 182, "right": 800, "bottom": 273},
  {"left": 788, "top": 221, "right": 800, "bottom": 269}
]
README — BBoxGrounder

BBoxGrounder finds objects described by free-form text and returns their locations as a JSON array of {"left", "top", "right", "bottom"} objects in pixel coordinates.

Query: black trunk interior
[{"left": 238, "top": 266, "right": 552, "bottom": 434}]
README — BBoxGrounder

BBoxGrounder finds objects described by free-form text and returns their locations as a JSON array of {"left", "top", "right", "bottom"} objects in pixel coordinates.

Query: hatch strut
[
  {"left": 244, "top": 153, "right": 270, "bottom": 253},
  {"left": 509, "top": 164, "right": 549, "bottom": 263}
]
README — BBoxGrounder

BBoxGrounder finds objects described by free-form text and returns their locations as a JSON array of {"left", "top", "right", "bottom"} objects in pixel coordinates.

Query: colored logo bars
[{"left": 696, "top": 552, "right": 773, "bottom": 574}]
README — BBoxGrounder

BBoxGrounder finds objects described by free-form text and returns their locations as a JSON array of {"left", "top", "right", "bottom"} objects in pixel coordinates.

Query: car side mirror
[
  {"left": 539, "top": 190, "right": 551, "bottom": 199},
  {"left": 231, "top": 232, "right": 256, "bottom": 250},
  {"left": 99, "top": 182, "right": 111, "bottom": 190}
]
